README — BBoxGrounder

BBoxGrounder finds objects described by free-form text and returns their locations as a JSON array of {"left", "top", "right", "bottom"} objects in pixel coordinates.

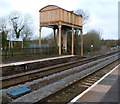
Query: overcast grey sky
[{"left": 0, "top": 0, "right": 119, "bottom": 39}]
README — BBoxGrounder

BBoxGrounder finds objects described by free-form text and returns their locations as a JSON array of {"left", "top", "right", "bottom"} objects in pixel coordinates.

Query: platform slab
[{"left": 70, "top": 65, "right": 120, "bottom": 103}]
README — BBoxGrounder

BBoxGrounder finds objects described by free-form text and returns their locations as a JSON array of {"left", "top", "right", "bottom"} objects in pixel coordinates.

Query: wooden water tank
[{"left": 39, "top": 5, "right": 82, "bottom": 28}]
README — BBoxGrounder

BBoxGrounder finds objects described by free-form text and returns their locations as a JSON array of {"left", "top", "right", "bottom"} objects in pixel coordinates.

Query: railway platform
[
  {"left": 1, "top": 55, "right": 77, "bottom": 79},
  {"left": 70, "top": 64, "right": 120, "bottom": 103},
  {"left": 0, "top": 55, "right": 75, "bottom": 67}
]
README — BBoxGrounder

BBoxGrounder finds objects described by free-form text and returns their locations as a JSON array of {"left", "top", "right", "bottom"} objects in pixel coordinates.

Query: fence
[{"left": 1, "top": 47, "right": 58, "bottom": 59}]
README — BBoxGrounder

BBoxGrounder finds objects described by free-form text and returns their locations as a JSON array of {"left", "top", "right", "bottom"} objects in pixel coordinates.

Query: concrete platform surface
[
  {"left": 0, "top": 55, "right": 74, "bottom": 67},
  {"left": 70, "top": 64, "right": 120, "bottom": 103}
]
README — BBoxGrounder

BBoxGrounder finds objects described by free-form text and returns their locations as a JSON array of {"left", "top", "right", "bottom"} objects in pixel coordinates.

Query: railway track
[
  {"left": 36, "top": 55, "right": 119, "bottom": 103},
  {"left": 1, "top": 51, "right": 118, "bottom": 89},
  {"left": 40, "top": 60, "right": 119, "bottom": 103},
  {"left": 1, "top": 52, "right": 119, "bottom": 103}
]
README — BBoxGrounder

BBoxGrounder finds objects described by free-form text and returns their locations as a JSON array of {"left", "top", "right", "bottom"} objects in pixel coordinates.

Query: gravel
[
  {"left": 2, "top": 54, "right": 118, "bottom": 103},
  {"left": 11, "top": 55, "right": 118, "bottom": 103}
]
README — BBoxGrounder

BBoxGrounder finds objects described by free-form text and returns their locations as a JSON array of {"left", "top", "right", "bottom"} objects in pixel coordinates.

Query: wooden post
[
  {"left": 80, "top": 29, "right": 83, "bottom": 56},
  {"left": 22, "top": 41, "right": 23, "bottom": 48},
  {"left": 72, "top": 26, "right": 74, "bottom": 55},
  {"left": 64, "top": 32, "right": 67, "bottom": 52},
  {"left": 57, "top": 28, "right": 59, "bottom": 45},
  {"left": 9, "top": 40, "right": 10, "bottom": 49},
  {"left": 58, "top": 24, "right": 62, "bottom": 55},
  {"left": 39, "top": 27, "right": 42, "bottom": 45}
]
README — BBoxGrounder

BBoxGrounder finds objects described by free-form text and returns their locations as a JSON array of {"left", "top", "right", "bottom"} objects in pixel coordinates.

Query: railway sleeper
[{"left": 81, "top": 82, "right": 93, "bottom": 86}]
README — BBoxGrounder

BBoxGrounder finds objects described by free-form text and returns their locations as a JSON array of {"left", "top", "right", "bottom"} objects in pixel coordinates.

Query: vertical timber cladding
[{"left": 39, "top": 5, "right": 83, "bottom": 55}]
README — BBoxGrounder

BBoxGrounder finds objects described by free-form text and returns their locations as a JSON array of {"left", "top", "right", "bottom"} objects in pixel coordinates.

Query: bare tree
[
  {"left": 74, "top": 9, "right": 89, "bottom": 25},
  {"left": 9, "top": 11, "right": 33, "bottom": 39},
  {"left": 0, "top": 17, "right": 9, "bottom": 48},
  {"left": 21, "top": 26, "right": 33, "bottom": 41},
  {"left": 0, "top": 17, "right": 7, "bottom": 32}
]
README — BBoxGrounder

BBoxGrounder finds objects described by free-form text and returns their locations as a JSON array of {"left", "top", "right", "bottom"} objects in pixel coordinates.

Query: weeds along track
[
  {"left": 2, "top": 52, "right": 118, "bottom": 89},
  {"left": 1, "top": 53, "right": 119, "bottom": 103}
]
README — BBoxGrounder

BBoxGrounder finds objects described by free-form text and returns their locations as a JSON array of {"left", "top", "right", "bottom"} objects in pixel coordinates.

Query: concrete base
[{"left": 70, "top": 64, "right": 120, "bottom": 103}]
